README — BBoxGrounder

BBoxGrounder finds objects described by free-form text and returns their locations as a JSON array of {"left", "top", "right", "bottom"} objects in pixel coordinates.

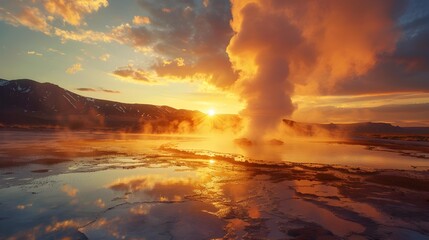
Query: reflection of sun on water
[{"left": 207, "top": 109, "right": 216, "bottom": 117}]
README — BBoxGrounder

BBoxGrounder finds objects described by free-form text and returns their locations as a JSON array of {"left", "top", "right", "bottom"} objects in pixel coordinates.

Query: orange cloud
[
  {"left": 66, "top": 63, "right": 82, "bottom": 74},
  {"left": 0, "top": 6, "right": 50, "bottom": 34},
  {"left": 153, "top": 54, "right": 237, "bottom": 88},
  {"left": 54, "top": 27, "right": 114, "bottom": 43},
  {"left": 43, "top": 0, "right": 108, "bottom": 26},
  {"left": 112, "top": 65, "right": 152, "bottom": 83},
  {"left": 133, "top": 16, "right": 151, "bottom": 25}
]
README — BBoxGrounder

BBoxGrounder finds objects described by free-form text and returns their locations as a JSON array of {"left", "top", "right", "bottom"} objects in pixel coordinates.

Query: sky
[{"left": 0, "top": 0, "right": 429, "bottom": 127}]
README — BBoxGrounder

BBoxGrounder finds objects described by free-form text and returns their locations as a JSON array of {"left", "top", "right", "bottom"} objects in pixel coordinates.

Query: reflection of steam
[{"left": 228, "top": 0, "right": 402, "bottom": 140}]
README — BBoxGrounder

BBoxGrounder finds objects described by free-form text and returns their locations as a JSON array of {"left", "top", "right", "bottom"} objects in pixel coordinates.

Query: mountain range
[
  {"left": 1, "top": 78, "right": 428, "bottom": 136},
  {"left": 0, "top": 78, "right": 208, "bottom": 132}
]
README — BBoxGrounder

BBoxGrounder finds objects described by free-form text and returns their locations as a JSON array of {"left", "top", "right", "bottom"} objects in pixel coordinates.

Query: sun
[{"left": 207, "top": 108, "right": 216, "bottom": 117}]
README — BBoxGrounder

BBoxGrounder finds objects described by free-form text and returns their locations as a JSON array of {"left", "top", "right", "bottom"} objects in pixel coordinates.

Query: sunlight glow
[{"left": 207, "top": 109, "right": 216, "bottom": 117}]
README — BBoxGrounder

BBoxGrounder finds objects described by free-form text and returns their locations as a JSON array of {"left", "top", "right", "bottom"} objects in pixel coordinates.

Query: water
[{"left": 0, "top": 130, "right": 428, "bottom": 239}]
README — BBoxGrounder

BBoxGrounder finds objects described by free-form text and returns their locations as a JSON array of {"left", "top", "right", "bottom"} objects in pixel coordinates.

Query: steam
[{"left": 227, "top": 0, "right": 403, "bottom": 140}]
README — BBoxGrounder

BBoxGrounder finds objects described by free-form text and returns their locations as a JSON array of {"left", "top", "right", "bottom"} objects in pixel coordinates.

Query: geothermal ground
[{"left": 0, "top": 130, "right": 428, "bottom": 239}]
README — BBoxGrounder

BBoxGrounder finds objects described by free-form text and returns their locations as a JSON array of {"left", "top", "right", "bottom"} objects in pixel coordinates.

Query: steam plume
[{"left": 227, "top": 0, "right": 403, "bottom": 140}]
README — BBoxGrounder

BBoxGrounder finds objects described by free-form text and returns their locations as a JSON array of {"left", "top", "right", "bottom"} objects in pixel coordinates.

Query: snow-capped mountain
[{"left": 0, "top": 78, "right": 205, "bottom": 131}]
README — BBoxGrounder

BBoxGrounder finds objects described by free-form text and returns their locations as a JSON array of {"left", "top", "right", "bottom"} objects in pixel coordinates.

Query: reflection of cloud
[
  {"left": 108, "top": 175, "right": 200, "bottom": 201},
  {"left": 61, "top": 184, "right": 78, "bottom": 197},
  {"left": 16, "top": 203, "right": 32, "bottom": 210},
  {"left": 82, "top": 201, "right": 224, "bottom": 239},
  {"left": 45, "top": 219, "right": 80, "bottom": 233},
  {"left": 66, "top": 63, "right": 82, "bottom": 74},
  {"left": 94, "top": 198, "right": 105, "bottom": 208},
  {"left": 129, "top": 204, "right": 149, "bottom": 215},
  {"left": 6, "top": 219, "right": 85, "bottom": 239}
]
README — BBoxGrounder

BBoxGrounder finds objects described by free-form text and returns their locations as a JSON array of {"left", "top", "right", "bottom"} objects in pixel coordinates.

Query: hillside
[
  {"left": 283, "top": 119, "right": 429, "bottom": 140},
  {"left": 0, "top": 78, "right": 206, "bottom": 132}
]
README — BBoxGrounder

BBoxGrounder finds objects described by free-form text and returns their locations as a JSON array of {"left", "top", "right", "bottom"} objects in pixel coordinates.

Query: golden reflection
[
  {"left": 61, "top": 184, "right": 78, "bottom": 197},
  {"left": 129, "top": 204, "right": 149, "bottom": 215},
  {"left": 94, "top": 198, "right": 106, "bottom": 208},
  {"left": 107, "top": 174, "right": 208, "bottom": 201},
  {"left": 16, "top": 203, "right": 32, "bottom": 210},
  {"left": 44, "top": 220, "right": 80, "bottom": 233}
]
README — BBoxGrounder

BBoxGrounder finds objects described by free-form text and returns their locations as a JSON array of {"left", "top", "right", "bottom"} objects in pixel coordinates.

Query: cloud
[
  {"left": 66, "top": 63, "right": 82, "bottom": 74},
  {"left": 101, "top": 88, "right": 120, "bottom": 93},
  {"left": 0, "top": 1, "right": 110, "bottom": 44},
  {"left": 27, "top": 50, "right": 43, "bottom": 56},
  {"left": 110, "top": 23, "right": 154, "bottom": 48},
  {"left": 227, "top": 0, "right": 405, "bottom": 139},
  {"left": 43, "top": 0, "right": 108, "bottom": 26},
  {"left": 320, "top": 14, "right": 429, "bottom": 95},
  {"left": 99, "top": 53, "right": 110, "bottom": 61},
  {"left": 54, "top": 27, "right": 114, "bottom": 44},
  {"left": 47, "top": 48, "right": 65, "bottom": 55},
  {"left": 132, "top": 16, "right": 151, "bottom": 25},
  {"left": 112, "top": 65, "right": 152, "bottom": 83},
  {"left": 76, "top": 87, "right": 96, "bottom": 92},
  {"left": 76, "top": 87, "right": 120, "bottom": 93},
  {"left": 121, "top": 0, "right": 237, "bottom": 88},
  {"left": 0, "top": 6, "right": 51, "bottom": 34}
]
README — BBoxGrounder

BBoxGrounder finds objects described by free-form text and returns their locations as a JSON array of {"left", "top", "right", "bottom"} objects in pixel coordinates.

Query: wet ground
[{"left": 0, "top": 130, "right": 428, "bottom": 239}]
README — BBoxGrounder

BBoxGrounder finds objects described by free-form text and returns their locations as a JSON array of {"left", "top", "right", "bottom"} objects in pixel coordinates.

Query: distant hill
[
  {"left": 283, "top": 119, "right": 429, "bottom": 138},
  {"left": 0, "top": 78, "right": 212, "bottom": 132}
]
